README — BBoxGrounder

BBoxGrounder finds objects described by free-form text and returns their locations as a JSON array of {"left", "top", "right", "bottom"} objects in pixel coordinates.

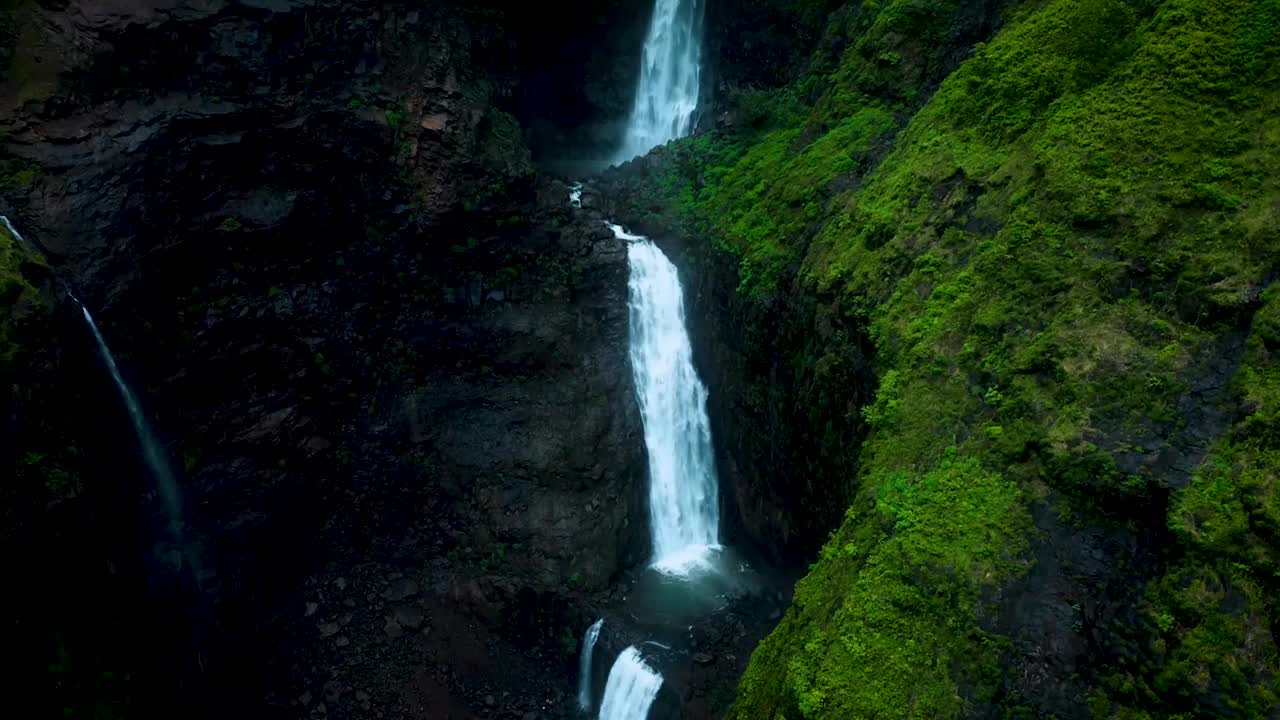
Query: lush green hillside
[
  {"left": 0, "top": 218, "right": 45, "bottom": 385},
  {"left": 633, "top": 0, "right": 1280, "bottom": 716}
]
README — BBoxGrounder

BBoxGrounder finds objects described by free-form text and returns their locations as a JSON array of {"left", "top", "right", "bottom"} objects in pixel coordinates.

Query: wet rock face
[
  {"left": 405, "top": 193, "right": 649, "bottom": 591},
  {"left": 3, "top": 0, "right": 649, "bottom": 576},
  {"left": 4, "top": 1, "right": 515, "bottom": 265},
  {"left": 1, "top": 0, "right": 651, "bottom": 716}
]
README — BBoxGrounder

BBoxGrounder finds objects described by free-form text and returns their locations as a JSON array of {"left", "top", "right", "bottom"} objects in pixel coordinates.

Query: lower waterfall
[{"left": 597, "top": 647, "right": 663, "bottom": 720}]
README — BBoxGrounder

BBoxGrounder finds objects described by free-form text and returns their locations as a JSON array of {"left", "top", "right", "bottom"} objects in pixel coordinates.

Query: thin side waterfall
[
  {"left": 611, "top": 223, "right": 720, "bottom": 576},
  {"left": 1, "top": 215, "right": 31, "bottom": 249},
  {"left": 597, "top": 647, "right": 663, "bottom": 720},
  {"left": 578, "top": 618, "right": 605, "bottom": 711},
  {"left": 76, "top": 300, "right": 184, "bottom": 543},
  {"left": 614, "top": 0, "right": 704, "bottom": 164}
]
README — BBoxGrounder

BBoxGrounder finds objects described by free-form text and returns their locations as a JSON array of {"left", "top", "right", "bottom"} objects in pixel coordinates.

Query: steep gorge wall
[
  {"left": 602, "top": 0, "right": 1280, "bottom": 718},
  {"left": 0, "top": 1, "right": 662, "bottom": 716}
]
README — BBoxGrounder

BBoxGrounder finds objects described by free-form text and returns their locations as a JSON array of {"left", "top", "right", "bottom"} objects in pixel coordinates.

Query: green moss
[
  {"left": 0, "top": 217, "right": 44, "bottom": 381},
  {"left": 479, "top": 107, "right": 534, "bottom": 176},
  {"left": 733, "top": 456, "right": 1029, "bottom": 719},
  {"left": 1123, "top": 287, "right": 1280, "bottom": 717},
  {"left": 0, "top": 135, "right": 43, "bottom": 191},
  {"left": 642, "top": 0, "right": 1280, "bottom": 716}
]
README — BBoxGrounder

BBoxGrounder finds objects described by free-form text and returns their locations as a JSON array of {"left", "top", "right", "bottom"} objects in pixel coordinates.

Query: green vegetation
[
  {"left": 0, "top": 216, "right": 44, "bottom": 383},
  {"left": 737, "top": 456, "right": 1030, "bottom": 718},
  {"left": 0, "top": 130, "right": 42, "bottom": 191},
  {"left": 1128, "top": 287, "right": 1280, "bottom": 717},
  {"left": 625, "top": 0, "right": 1280, "bottom": 716}
]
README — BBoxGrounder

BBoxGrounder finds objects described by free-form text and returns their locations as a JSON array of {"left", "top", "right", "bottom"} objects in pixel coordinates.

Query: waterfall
[
  {"left": 614, "top": 0, "right": 704, "bottom": 164},
  {"left": 597, "top": 647, "right": 663, "bottom": 720},
  {"left": 578, "top": 618, "right": 605, "bottom": 711},
  {"left": 76, "top": 300, "right": 184, "bottom": 543},
  {"left": 1, "top": 215, "right": 30, "bottom": 249},
  {"left": 612, "top": 223, "right": 720, "bottom": 576}
]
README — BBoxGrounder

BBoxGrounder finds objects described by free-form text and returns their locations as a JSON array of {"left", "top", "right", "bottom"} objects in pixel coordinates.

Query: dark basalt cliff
[{"left": 1, "top": 1, "right": 663, "bottom": 717}]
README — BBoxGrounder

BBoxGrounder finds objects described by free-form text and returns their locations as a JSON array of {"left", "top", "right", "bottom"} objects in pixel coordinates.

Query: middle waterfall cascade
[
  {"left": 597, "top": 647, "right": 664, "bottom": 720},
  {"left": 578, "top": 618, "right": 605, "bottom": 711},
  {"left": 613, "top": 0, "right": 704, "bottom": 164},
  {"left": 612, "top": 223, "right": 721, "bottom": 576}
]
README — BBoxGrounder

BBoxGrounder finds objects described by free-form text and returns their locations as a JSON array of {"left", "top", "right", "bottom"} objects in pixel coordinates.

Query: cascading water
[
  {"left": 567, "top": 6, "right": 715, "bottom": 709},
  {"left": 1, "top": 215, "right": 31, "bottom": 250},
  {"left": 613, "top": 0, "right": 704, "bottom": 164},
  {"left": 578, "top": 618, "right": 605, "bottom": 711},
  {"left": 76, "top": 300, "right": 185, "bottom": 546},
  {"left": 597, "top": 647, "right": 664, "bottom": 720},
  {"left": 612, "top": 223, "right": 720, "bottom": 576}
]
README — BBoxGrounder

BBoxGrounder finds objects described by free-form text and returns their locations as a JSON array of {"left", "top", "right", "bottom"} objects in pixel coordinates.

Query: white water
[
  {"left": 597, "top": 647, "right": 663, "bottom": 720},
  {"left": 570, "top": 182, "right": 584, "bottom": 209},
  {"left": 614, "top": 0, "right": 704, "bottom": 164},
  {"left": 77, "top": 302, "right": 184, "bottom": 542},
  {"left": 1, "top": 215, "right": 29, "bottom": 249},
  {"left": 578, "top": 618, "right": 605, "bottom": 711},
  {"left": 612, "top": 223, "right": 720, "bottom": 576}
]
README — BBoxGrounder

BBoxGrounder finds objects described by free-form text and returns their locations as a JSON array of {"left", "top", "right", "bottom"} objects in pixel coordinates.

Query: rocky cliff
[{"left": 1, "top": 1, "right": 659, "bottom": 717}]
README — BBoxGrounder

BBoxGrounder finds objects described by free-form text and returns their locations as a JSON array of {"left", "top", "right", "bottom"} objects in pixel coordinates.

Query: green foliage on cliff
[
  {"left": 0, "top": 130, "right": 42, "bottom": 190},
  {"left": 1131, "top": 287, "right": 1280, "bottom": 718},
  {"left": 0, "top": 216, "right": 44, "bottom": 380},
  {"left": 737, "top": 455, "right": 1030, "bottom": 718},
  {"left": 642, "top": 0, "right": 1280, "bottom": 716}
]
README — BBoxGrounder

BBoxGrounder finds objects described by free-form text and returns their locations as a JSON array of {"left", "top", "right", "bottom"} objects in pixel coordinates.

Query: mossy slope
[
  {"left": 633, "top": 0, "right": 1280, "bottom": 716},
  {"left": 0, "top": 217, "right": 45, "bottom": 381}
]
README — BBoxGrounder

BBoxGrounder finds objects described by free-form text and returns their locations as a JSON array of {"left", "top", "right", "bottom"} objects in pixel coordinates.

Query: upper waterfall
[
  {"left": 613, "top": 0, "right": 704, "bottom": 164},
  {"left": 612, "top": 223, "right": 720, "bottom": 576}
]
